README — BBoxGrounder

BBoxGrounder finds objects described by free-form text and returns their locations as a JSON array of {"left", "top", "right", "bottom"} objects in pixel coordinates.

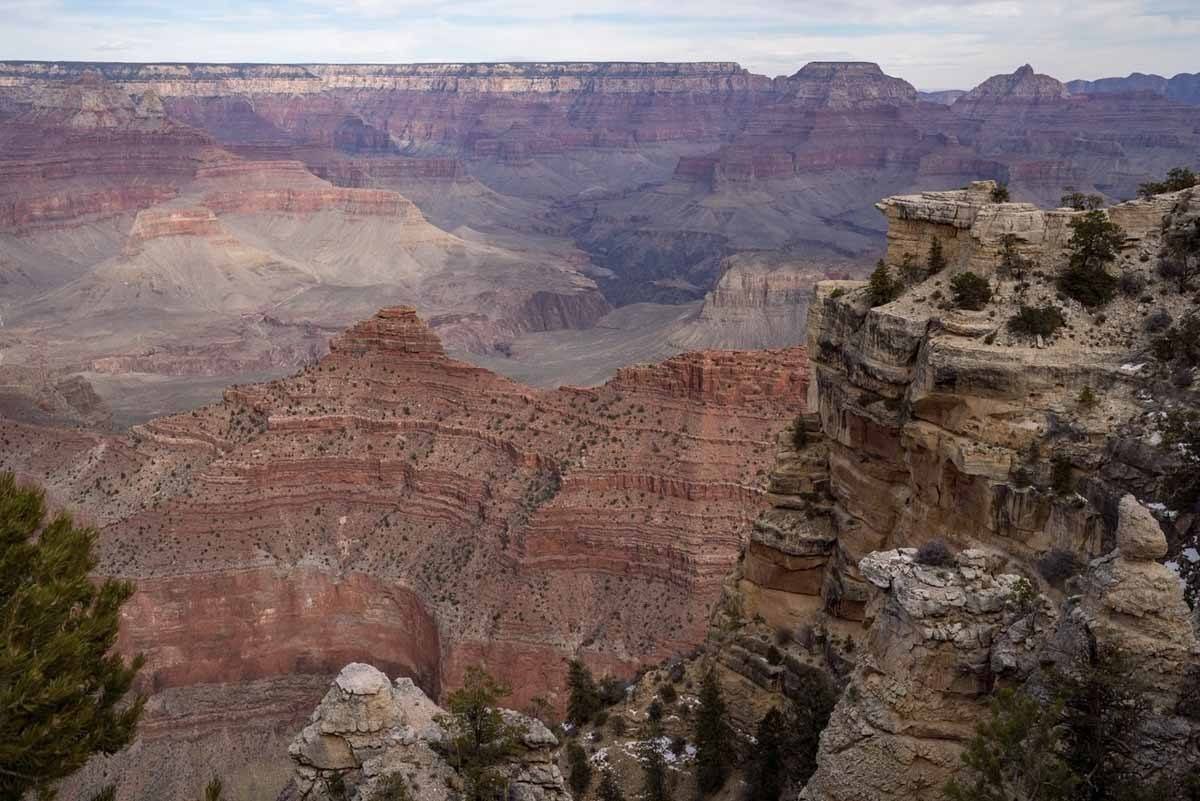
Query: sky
[{"left": 1, "top": 0, "right": 1197, "bottom": 90}]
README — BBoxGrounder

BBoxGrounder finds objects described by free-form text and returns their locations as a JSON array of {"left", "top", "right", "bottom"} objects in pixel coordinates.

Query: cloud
[{"left": 1, "top": 1, "right": 1196, "bottom": 88}]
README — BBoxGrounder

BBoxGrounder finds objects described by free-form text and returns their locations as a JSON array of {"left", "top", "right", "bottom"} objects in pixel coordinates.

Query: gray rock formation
[
  {"left": 800, "top": 548, "right": 1034, "bottom": 801},
  {"left": 281, "top": 664, "right": 570, "bottom": 801}
]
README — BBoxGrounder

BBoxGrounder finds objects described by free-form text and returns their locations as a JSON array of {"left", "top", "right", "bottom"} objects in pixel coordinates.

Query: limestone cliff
[{"left": 280, "top": 663, "right": 569, "bottom": 801}]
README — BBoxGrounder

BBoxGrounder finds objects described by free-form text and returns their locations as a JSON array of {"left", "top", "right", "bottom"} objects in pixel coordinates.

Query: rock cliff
[{"left": 2, "top": 306, "right": 807, "bottom": 800}]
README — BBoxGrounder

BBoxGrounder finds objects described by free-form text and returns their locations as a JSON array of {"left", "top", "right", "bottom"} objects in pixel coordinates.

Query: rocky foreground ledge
[{"left": 279, "top": 663, "right": 569, "bottom": 801}]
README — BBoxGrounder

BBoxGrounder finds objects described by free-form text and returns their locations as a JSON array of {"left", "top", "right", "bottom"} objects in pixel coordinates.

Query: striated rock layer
[{"left": 1, "top": 306, "right": 807, "bottom": 801}]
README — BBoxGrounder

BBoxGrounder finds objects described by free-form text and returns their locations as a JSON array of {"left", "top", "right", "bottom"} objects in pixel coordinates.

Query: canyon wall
[{"left": 1, "top": 305, "right": 807, "bottom": 800}]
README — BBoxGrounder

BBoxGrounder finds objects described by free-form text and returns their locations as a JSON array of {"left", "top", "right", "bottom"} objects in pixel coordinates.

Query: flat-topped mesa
[
  {"left": 328, "top": 306, "right": 447, "bottom": 358},
  {"left": 0, "top": 60, "right": 767, "bottom": 97},
  {"left": 781, "top": 61, "right": 918, "bottom": 108}
]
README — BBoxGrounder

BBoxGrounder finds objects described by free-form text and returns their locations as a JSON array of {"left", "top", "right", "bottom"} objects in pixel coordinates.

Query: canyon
[
  {"left": 0, "top": 305, "right": 807, "bottom": 800},
  {"left": 2, "top": 60, "right": 1199, "bottom": 425}
]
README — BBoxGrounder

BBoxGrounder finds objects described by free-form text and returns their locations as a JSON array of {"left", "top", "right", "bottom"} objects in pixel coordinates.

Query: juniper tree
[
  {"left": 640, "top": 742, "right": 669, "bottom": 801},
  {"left": 1058, "top": 211, "right": 1123, "bottom": 307},
  {"left": 866, "top": 260, "right": 901, "bottom": 307},
  {"left": 567, "top": 658, "right": 601, "bottom": 726},
  {"left": 437, "top": 665, "right": 525, "bottom": 801},
  {"left": 693, "top": 669, "right": 729, "bottom": 795},
  {"left": 0, "top": 472, "right": 145, "bottom": 800},
  {"left": 928, "top": 237, "right": 947, "bottom": 274},
  {"left": 597, "top": 768, "right": 625, "bottom": 801}
]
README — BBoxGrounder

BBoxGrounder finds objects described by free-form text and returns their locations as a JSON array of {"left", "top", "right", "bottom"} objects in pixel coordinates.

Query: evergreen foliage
[
  {"left": 945, "top": 647, "right": 1155, "bottom": 801},
  {"left": 373, "top": 774, "right": 415, "bottom": 801},
  {"left": 566, "top": 742, "right": 593, "bottom": 796},
  {"left": 1060, "top": 189, "right": 1104, "bottom": 211},
  {"left": 1008, "top": 305, "right": 1066, "bottom": 339},
  {"left": 1137, "top": 166, "right": 1198, "bottom": 198},
  {"left": 1159, "top": 218, "right": 1200, "bottom": 291},
  {"left": 437, "top": 665, "right": 526, "bottom": 801},
  {"left": 745, "top": 708, "right": 786, "bottom": 801},
  {"left": 744, "top": 668, "right": 836, "bottom": 801},
  {"left": 639, "top": 741, "right": 670, "bottom": 801},
  {"left": 694, "top": 669, "right": 729, "bottom": 795},
  {"left": 867, "top": 260, "right": 901, "bottom": 307},
  {"left": 928, "top": 237, "right": 947, "bottom": 274},
  {"left": 1058, "top": 211, "right": 1124, "bottom": 307},
  {"left": 990, "top": 184, "right": 1010, "bottom": 203},
  {"left": 0, "top": 472, "right": 145, "bottom": 801},
  {"left": 567, "top": 658, "right": 602, "bottom": 726},
  {"left": 950, "top": 272, "right": 993, "bottom": 310},
  {"left": 791, "top": 416, "right": 808, "bottom": 451},
  {"left": 597, "top": 768, "right": 624, "bottom": 801}
]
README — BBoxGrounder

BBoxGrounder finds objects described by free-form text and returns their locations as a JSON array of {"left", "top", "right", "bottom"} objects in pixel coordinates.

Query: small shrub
[
  {"left": 867, "top": 260, "right": 902, "bottom": 307},
  {"left": 1051, "top": 456, "right": 1074, "bottom": 495},
  {"left": 1008, "top": 305, "right": 1066, "bottom": 339},
  {"left": 829, "top": 287, "right": 846, "bottom": 299},
  {"left": 608, "top": 715, "right": 628, "bottom": 736},
  {"left": 916, "top": 538, "right": 955, "bottom": 567},
  {"left": 791, "top": 416, "right": 808, "bottom": 450},
  {"left": 1144, "top": 309, "right": 1172, "bottom": 333},
  {"left": 598, "top": 676, "right": 627, "bottom": 707},
  {"left": 1036, "top": 548, "right": 1082, "bottom": 587},
  {"left": 373, "top": 775, "right": 414, "bottom": 801},
  {"left": 1060, "top": 189, "right": 1104, "bottom": 211},
  {"left": 658, "top": 684, "right": 678, "bottom": 704},
  {"left": 950, "top": 272, "right": 993, "bottom": 310},
  {"left": 670, "top": 735, "right": 687, "bottom": 756},
  {"left": 1076, "top": 386, "right": 1097, "bottom": 408},
  {"left": 594, "top": 710, "right": 609, "bottom": 727},
  {"left": 647, "top": 699, "right": 663, "bottom": 722},
  {"left": 774, "top": 626, "right": 793, "bottom": 646},
  {"left": 766, "top": 645, "right": 783, "bottom": 666},
  {"left": 1118, "top": 271, "right": 1146, "bottom": 297},
  {"left": 990, "top": 183, "right": 1010, "bottom": 203}
]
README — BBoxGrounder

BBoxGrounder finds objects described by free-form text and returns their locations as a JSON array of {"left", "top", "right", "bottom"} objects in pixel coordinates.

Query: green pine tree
[
  {"left": 693, "top": 669, "right": 729, "bottom": 795},
  {"left": 0, "top": 472, "right": 145, "bottom": 800},
  {"left": 867, "top": 260, "right": 901, "bottom": 307},
  {"left": 566, "top": 741, "right": 593, "bottom": 796},
  {"left": 567, "top": 658, "right": 601, "bottom": 726},
  {"left": 745, "top": 708, "right": 786, "bottom": 801},
  {"left": 928, "top": 237, "right": 947, "bottom": 274},
  {"left": 597, "top": 768, "right": 624, "bottom": 801},
  {"left": 437, "top": 665, "right": 526, "bottom": 801},
  {"left": 639, "top": 742, "right": 669, "bottom": 801}
]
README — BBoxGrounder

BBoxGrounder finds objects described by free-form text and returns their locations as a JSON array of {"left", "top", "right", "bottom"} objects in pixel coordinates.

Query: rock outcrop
[
  {"left": 800, "top": 548, "right": 1028, "bottom": 801},
  {"left": 282, "top": 663, "right": 569, "bottom": 801}
]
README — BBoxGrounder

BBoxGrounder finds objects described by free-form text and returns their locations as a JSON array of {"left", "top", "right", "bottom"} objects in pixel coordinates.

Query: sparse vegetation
[
  {"left": 1076, "top": 386, "right": 1097, "bottom": 408},
  {"left": 1137, "top": 166, "right": 1198, "bottom": 198},
  {"left": 867, "top": 260, "right": 902, "bottom": 307},
  {"left": 946, "top": 648, "right": 1152, "bottom": 801},
  {"left": 694, "top": 669, "right": 729, "bottom": 795},
  {"left": 1058, "top": 211, "right": 1124, "bottom": 308},
  {"left": 950, "top": 272, "right": 993, "bottom": 310},
  {"left": 567, "top": 658, "right": 602, "bottom": 725},
  {"left": 1159, "top": 218, "right": 1200, "bottom": 292},
  {"left": 916, "top": 538, "right": 955, "bottom": 567},
  {"left": 1037, "top": 548, "right": 1083, "bottom": 587},
  {"left": 597, "top": 768, "right": 625, "bottom": 801},
  {"left": 928, "top": 237, "right": 947, "bottom": 274},
  {"left": 990, "top": 183, "right": 1010, "bottom": 203},
  {"left": 1160, "top": 409, "right": 1200, "bottom": 510},
  {"left": 373, "top": 774, "right": 414, "bottom": 801},
  {"left": 0, "top": 472, "right": 145, "bottom": 800},
  {"left": 437, "top": 665, "right": 526, "bottom": 801},
  {"left": 639, "top": 740, "right": 670, "bottom": 801},
  {"left": 1060, "top": 189, "right": 1104, "bottom": 211},
  {"left": 567, "top": 741, "right": 593, "bottom": 796},
  {"left": 1008, "top": 305, "right": 1066, "bottom": 339},
  {"left": 791, "top": 416, "right": 809, "bottom": 450}
]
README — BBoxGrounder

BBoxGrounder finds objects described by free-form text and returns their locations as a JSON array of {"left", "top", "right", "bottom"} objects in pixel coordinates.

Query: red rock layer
[{"left": 0, "top": 307, "right": 808, "bottom": 712}]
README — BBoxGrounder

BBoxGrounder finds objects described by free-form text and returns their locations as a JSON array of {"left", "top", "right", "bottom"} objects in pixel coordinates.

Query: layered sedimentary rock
[
  {"left": 800, "top": 548, "right": 1028, "bottom": 801},
  {"left": 3, "top": 306, "right": 807, "bottom": 800},
  {"left": 281, "top": 663, "right": 570, "bottom": 801}
]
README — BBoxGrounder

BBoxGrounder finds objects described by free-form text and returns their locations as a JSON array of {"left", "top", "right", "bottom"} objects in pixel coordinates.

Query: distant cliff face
[
  {"left": 1, "top": 305, "right": 808, "bottom": 801},
  {"left": 1067, "top": 70, "right": 1200, "bottom": 105}
]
